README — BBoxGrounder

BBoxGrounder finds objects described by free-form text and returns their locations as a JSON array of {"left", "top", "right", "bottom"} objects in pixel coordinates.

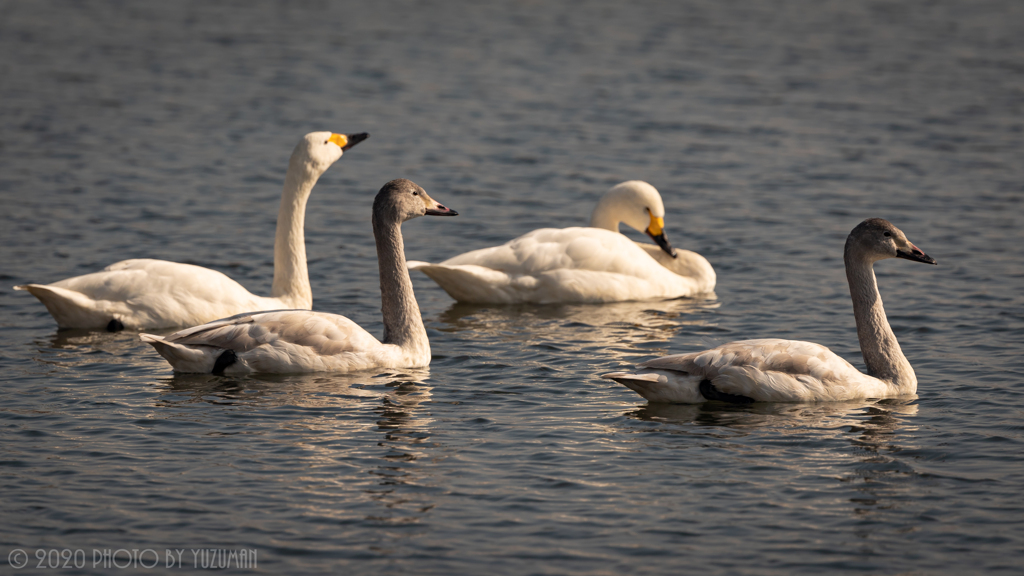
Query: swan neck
[
  {"left": 845, "top": 249, "right": 916, "bottom": 391},
  {"left": 589, "top": 199, "right": 621, "bottom": 232},
  {"left": 271, "top": 168, "right": 317, "bottom": 307},
  {"left": 372, "top": 213, "right": 429, "bottom": 357}
]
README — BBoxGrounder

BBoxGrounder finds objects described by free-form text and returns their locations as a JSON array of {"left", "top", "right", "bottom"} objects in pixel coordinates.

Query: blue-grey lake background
[{"left": 1, "top": 0, "right": 1023, "bottom": 573}]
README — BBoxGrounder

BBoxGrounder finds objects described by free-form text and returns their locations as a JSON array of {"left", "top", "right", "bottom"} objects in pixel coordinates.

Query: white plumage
[
  {"left": 408, "top": 180, "right": 715, "bottom": 304},
  {"left": 604, "top": 218, "right": 937, "bottom": 403},
  {"left": 18, "top": 260, "right": 300, "bottom": 332},
  {"left": 141, "top": 310, "right": 402, "bottom": 374},
  {"left": 142, "top": 179, "right": 458, "bottom": 374},
  {"left": 605, "top": 339, "right": 889, "bottom": 404},
  {"left": 16, "top": 131, "right": 367, "bottom": 330}
]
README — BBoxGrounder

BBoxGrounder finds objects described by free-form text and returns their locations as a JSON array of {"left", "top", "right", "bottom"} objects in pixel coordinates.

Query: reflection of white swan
[
  {"left": 605, "top": 219, "right": 936, "bottom": 403},
  {"left": 141, "top": 179, "right": 458, "bottom": 374},
  {"left": 15, "top": 131, "right": 367, "bottom": 331},
  {"left": 436, "top": 297, "right": 719, "bottom": 363},
  {"left": 409, "top": 181, "right": 715, "bottom": 303},
  {"left": 630, "top": 399, "right": 919, "bottom": 433},
  {"left": 160, "top": 371, "right": 435, "bottom": 468},
  {"left": 163, "top": 369, "right": 433, "bottom": 409}
]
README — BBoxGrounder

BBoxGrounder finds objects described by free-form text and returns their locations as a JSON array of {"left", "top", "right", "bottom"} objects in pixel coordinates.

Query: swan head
[
  {"left": 292, "top": 131, "right": 369, "bottom": 176},
  {"left": 845, "top": 218, "right": 937, "bottom": 265},
  {"left": 373, "top": 179, "right": 458, "bottom": 224},
  {"left": 590, "top": 180, "right": 677, "bottom": 258}
]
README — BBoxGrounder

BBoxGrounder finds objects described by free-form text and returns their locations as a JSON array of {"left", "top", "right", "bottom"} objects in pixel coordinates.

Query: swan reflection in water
[
  {"left": 41, "top": 328, "right": 148, "bottom": 353},
  {"left": 626, "top": 399, "right": 920, "bottom": 520},
  {"left": 630, "top": 398, "right": 917, "bottom": 440},
  {"left": 31, "top": 328, "right": 162, "bottom": 374},
  {"left": 158, "top": 368, "right": 432, "bottom": 411},
  {"left": 158, "top": 369, "right": 436, "bottom": 527},
  {"left": 433, "top": 295, "right": 720, "bottom": 361}
]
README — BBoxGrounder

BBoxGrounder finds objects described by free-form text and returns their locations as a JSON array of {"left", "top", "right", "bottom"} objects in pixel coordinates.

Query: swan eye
[
  {"left": 883, "top": 232, "right": 891, "bottom": 237},
  {"left": 412, "top": 191, "right": 419, "bottom": 196}
]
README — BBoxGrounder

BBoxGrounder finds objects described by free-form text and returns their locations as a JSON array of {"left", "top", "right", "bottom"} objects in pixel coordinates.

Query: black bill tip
[
  {"left": 646, "top": 230, "right": 678, "bottom": 258},
  {"left": 343, "top": 133, "right": 369, "bottom": 150},
  {"left": 425, "top": 204, "right": 458, "bottom": 217},
  {"left": 896, "top": 249, "right": 937, "bottom": 265}
]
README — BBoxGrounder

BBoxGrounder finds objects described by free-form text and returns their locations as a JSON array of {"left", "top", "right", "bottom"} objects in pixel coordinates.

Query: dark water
[{"left": 2, "top": 1, "right": 1023, "bottom": 573}]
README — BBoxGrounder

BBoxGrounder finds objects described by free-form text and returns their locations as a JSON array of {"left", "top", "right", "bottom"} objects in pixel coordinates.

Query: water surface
[{"left": 2, "top": 1, "right": 1023, "bottom": 574}]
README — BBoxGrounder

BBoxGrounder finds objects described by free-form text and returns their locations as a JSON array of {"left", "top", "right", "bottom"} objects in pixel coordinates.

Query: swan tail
[
  {"left": 15, "top": 283, "right": 122, "bottom": 329},
  {"left": 407, "top": 262, "right": 521, "bottom": 303},
  {"left": 602, "top": 370, "right": 706, "bottom": 404},
  {"left": 141, "top": 333, "right": 242, "bottom": 374}
]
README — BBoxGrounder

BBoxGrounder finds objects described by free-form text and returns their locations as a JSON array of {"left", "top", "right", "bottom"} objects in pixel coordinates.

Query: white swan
[
  {"left": 15, "top": 131, "right": 367, "bottom": 331},
  {"left": 140, "top": 179, "right": 458, "bottom": 374},
  {"left": 603, "top": 218, "right": 937, "bottom": 403},
  {"left": 408, "top": 180, "right": 715, "bottom": 304}
]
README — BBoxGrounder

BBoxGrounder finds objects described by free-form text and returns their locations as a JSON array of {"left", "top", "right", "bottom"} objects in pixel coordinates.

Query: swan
[
  {"left": 603, "top": 218, "right": 937, "bottom": 403},
  {"left": 407, "top": 180, "right": 715, "bottom": 304},
  {"left": 140, "top": 179, "right": 458, "bottom": 374},
  {"left": 15, "top": 131, "right": 368, "bottom": 331}
]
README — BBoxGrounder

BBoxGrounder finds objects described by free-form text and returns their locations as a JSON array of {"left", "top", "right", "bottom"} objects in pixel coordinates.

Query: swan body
[
  {"left": 16, "top": 131, "right": 368, "bottom": 331},
  {"left": 17, "top": 260, "right": 304, "bottom": 331},
  {"left": 604, "top": 218, "right": 937, "bottom": 403},
  {"left": 141, "top": 309, "right": 419, "bottom": 374},
  {"left": 142, "top": 179, "right": 458, "bottom": 374},
  {"left": 604, "top": 339, "right": 895, "bottom": 404},
  {"left": 409, "top": 180, "right": 715, "bottom": 304}
]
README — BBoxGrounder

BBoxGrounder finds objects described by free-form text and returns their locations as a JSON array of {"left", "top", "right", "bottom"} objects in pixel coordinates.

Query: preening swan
[
  {"left": 141, "top": 179, "right": 458, "bottom": 374},
  {"left": 15, "top": 131, "right": 367, "bottom": 331},
  {"left": 408, "top": 180, "right": 715, "bottom": 304},
  {"left": 603, "top": 218, "right": 936, "bottom": 403}
]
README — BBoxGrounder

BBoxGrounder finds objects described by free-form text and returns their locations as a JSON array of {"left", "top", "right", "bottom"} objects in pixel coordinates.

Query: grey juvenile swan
[
  {"left": 604, "top": 218, "right": 937, "bottom": 403},
  {"left": 141, "top": 179, "right": 457, "bottom": 374}
]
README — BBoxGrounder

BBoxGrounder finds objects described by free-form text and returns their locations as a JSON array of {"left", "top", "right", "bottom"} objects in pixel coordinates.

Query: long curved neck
[
  {"left": 589, "top": 199, "right": 621, "bottom": 232},
  {"left": 372, "top": 214, "right": 430, "bottom": 358},
  {"left": 845, "top": 250, "right": 916, "bottom": 391},
  {"left": 271, "top": 167, "right": 317, "bottom": 307}
]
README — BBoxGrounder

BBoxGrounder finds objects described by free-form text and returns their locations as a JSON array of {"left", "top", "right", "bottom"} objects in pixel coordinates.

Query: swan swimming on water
[
  {"left": 141, "top": 179, "right": 458, "bottom": 374},
  {"left": 15, "top": 131, "right": 367, "bottom": 331},
  {"left": 408, "top": 180, "right": 715, "bottom": 304},
  {"left": 603, "top": 218, "right": 937, "bottom": 403}
]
